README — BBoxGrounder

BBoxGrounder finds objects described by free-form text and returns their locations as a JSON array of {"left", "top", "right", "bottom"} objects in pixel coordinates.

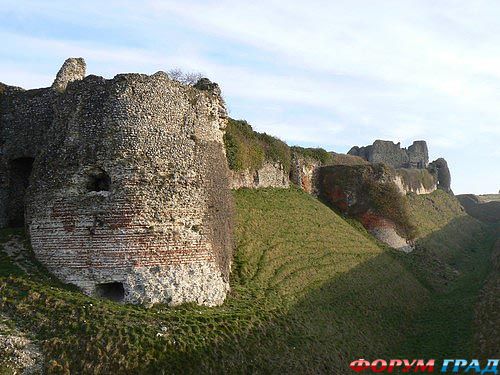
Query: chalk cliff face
[{"left": 1, "top": 58, "right": 233, "bottom": 306}]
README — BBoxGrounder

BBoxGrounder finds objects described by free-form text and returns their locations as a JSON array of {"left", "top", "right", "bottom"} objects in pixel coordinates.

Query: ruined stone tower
[
  {"left": 348, "top": 140, "right": 429, "bottom": 169},
  {"left": 0, "top": 58, "right": 233, "bottom": 306}
]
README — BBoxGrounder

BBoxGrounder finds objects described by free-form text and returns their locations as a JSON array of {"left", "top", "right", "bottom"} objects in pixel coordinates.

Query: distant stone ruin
[
  {"left": 347, "top": 139, "right": 451, "bottom": 193},
  {"left": 348, "top": 140, "right": 429, "bottom": 169},
  {"left": 0, "top": 58, "right": 233, "bottom": 306}
]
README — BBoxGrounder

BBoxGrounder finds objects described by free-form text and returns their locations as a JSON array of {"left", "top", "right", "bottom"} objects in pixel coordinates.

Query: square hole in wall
[{"left": 95, "top": 282, "right": 125, "bottom": 302}]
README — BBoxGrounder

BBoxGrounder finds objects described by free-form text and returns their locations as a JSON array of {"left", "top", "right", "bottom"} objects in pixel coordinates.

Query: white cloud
[{"left": 0, "top": 0, "right": 498, "bottom": 193}]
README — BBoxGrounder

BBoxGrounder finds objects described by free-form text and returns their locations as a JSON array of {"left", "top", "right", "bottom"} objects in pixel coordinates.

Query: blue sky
[{"left": 1, "top": 0, "right": 499, "bottom": 194}]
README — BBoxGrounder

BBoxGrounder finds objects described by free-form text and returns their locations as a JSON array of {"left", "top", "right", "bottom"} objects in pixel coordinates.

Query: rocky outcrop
[
  {"left": 361, "top": 215, "right": 414, "bottom": 253},
  {"left": 429, "top": 158, "right": 452, "bottom": 193}
]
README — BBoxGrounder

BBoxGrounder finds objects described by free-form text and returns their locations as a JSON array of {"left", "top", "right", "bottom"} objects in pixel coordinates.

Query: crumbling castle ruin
[
  {"left": 0, "top": 58, "right": 456, "bottom": 305},
  {"left": 348, "top": 140, "right": 429, "bottom": 169},
  {"left": 0, "top": 58, "right": 233, "bottom": 306},
  {"left": 347, "top": 139, "right": 451, "bottom": 192}
]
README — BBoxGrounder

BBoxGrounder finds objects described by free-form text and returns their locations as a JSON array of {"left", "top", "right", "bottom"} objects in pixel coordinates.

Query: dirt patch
[{"left": 0, "top": 314, "right": 44, "bottom": 374}]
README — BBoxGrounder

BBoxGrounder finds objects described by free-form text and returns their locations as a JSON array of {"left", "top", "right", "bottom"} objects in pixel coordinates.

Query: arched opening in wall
[
  {"left": 86, "top": 168, "right": 111, "bottom": 192},
  {"left": 95, "top": 282, "right": 125, "bottom": 302},
  {"left": 8, "top": 157, "right": 35, "bottom": 228}
]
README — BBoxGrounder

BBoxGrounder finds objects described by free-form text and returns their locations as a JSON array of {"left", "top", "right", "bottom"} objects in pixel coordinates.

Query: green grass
[
  {"left": 0, "top": 188, "right": 495, "bottom": 373},
  {"left": 473, "top": 225, "right": 500, "bottom": 358},
  {"left": 394, "top": 190, "right": 495, "bottom": 358},
  {"left": 478, "top": 194, "right": 500, "bottom": 203}
]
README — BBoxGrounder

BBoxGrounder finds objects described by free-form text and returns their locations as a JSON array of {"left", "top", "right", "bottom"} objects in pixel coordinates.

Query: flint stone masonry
[
  {"left": 0, "top": 58, "right": 233, "bottom": 306},
  {"left": 229, "top": 161, "right": 289, "bottom": 189},
  {"left": 52, "top": 58, "right": 86, "bottom": 92},
  {"left": 348, "top": 140, "right": 429, "bottom": 169},
  {"left": 428, "top": 158, "right": 452, "bottom": 193}
]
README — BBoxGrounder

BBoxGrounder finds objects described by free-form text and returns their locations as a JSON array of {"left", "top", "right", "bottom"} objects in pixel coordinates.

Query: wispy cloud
[{"left": 0, "top": 0, "right": 498, "bottom": 193}]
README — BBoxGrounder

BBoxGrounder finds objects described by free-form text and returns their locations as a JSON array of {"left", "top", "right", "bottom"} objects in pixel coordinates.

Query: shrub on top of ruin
[
  {"left": 291, "top": 146, "right": 333, "bottom": 165},
  {"left": 257, "top": 133, "right": 291, "bottom": 174},
  {"left": 224, "top": 119, "right": 291, "bottom": 173},
  {"left": 224, "top": 119, "right": 265, "bottom": 171},
  {"left": 167, "top": 68, "right": 204, "bottom": 85}
]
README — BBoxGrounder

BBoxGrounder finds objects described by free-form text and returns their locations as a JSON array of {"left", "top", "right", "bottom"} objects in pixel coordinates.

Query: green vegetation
[
  {"left": 473, "top": 226, "right": 500, "bottom": 358},
  {"left": 290, "top": 147, "right": 370, "bottom": 166},
  {"left": 395, "top": 190, "right": 495, "bottom": 357},
  {"left": 0, "top": 189, "right": 496, "bottom": 373},
  {"left": 478, "top": 194, "right": 500, "bottom": 203},
  {"left": 364, "top": 178, "right": 417, "bottom": 239},
  {"left": 290, "top": 146, "right": 333, "bottom": 164},
  {"left": 320, "top": 164, "right": 416, "bottom": 239},
  {"left": 457, "top": 194, "right": 500, "bottom": 223},
  {"left": 223, "top": 119, "right": 291, "bottom": 172}
]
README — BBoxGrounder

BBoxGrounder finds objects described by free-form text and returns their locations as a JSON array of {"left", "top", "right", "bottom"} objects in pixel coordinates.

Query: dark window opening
[
  {"left": 87, "top": 168, "right": 111, "bottom": 192},
  {"left": 95, "top": 282, "right": 125, "bottom": 302},
  {"left": 8, "top": 157, "right": 35, "bottom": 228}
]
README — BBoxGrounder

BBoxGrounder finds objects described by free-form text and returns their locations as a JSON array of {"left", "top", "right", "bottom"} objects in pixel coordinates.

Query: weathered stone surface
[
  {"left": 289, "top": 153, "right": 321, "bottom": 195},
  {"left": 393, "top": 169, "right": 437, "bottom": 195},
  {"left": 52, "top": 57, "right": 86, "bottom": 92},
  {"left": 428, "top": 157, "right": 452, "bottom": 193},
  {"left": 348, "top": 140, "right": 428, "bottom": 169},
  {"left": 0, "top": 83, "right": 57, "bottom": 228},
  {"left": 229, "top": 162, "right": 289, "bottom": 189},
  {"left": 367, "top": 219, "right": 414, "bottom": 253},
  {"left": 1, "top": 58, "right": 233, "bottom": 306}
]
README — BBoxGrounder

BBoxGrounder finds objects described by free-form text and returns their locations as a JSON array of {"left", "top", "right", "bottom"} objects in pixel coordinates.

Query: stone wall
[
  {"left": 0, "top": 85, "right": 57, "bottom": 227},
  {"left": 229, "top": 161, "right": 289, "bottom": 189},
  {"left": 348, "top": 140, "right": 429, "bottom": 169},
  {"left": 2, "top": 58, "right": 233, "bottom": 306},
  {"left": 428, "top": 158, "right": 452, "bottom": 193},
  {"left": 289, "top": 153, "right": 321, "bottom": 195}
]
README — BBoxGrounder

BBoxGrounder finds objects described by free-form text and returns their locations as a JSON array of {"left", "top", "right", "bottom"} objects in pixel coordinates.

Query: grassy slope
[
  {"left": 473, "top": 226, "right": 500, "bottom": 358},
  {"left": 0, "top": 188, "right": 495, "bottom": 373},
  {"left": 396, "top": 190, "right": 495, "bottom": 358}
]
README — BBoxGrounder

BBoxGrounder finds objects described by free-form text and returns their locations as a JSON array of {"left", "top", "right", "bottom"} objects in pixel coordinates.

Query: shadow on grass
[
  {"left": 195, "top": 216, "right": 495, "bottom": 373},
  {"left": 0, "top": 215, "right": 496, "bottom": 374}
]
